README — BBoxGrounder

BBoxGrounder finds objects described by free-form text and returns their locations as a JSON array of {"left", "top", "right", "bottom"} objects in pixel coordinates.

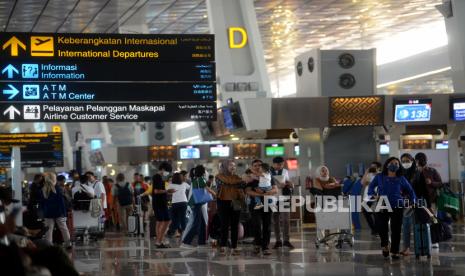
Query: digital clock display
[{"left": 394, "top": 99, "right": 432, "bottom": 122}]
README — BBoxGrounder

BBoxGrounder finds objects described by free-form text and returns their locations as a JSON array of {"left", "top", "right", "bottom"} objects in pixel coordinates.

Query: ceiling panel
[
  {"left": 0, "top": 0, "right": 17, "bottom": 31},
  {"left": 57, "top": 0, "right": 110, "bottom": 33},
  {"left": 6, "top": 0, "right": 49, "bottom": 32},
  {"left": 0, "top": 0, "right": 450, "bottom": 94},
  {"left": 33, "top": 0, "right": 80, "bottom": 32}
]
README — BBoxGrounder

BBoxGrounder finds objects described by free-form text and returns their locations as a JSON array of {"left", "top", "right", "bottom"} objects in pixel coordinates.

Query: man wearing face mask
[
  {"left": 414, "top": 152, "right": 443, "bottom": 249},
  {"left": 158, "top": 162, "right": 173, "bottom": 183},
  {"left": 361, "top": 162, "right": 382, "bottom": 236}
]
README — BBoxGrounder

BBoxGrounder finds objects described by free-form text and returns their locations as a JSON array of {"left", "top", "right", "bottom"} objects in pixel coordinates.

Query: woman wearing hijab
[
  {"left": 313, "top": 166, "right": 341, "bottom": 196},
  {"left": 215, "top": 159, "right": 245, "bottom": 255},
  {"left": 368, "top": 157, "right": 416, "bottom": 259}
]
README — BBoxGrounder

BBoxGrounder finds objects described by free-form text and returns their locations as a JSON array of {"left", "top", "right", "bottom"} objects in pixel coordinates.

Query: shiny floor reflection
[{"left": 73, "top": 225, "right": 465, "bottom": 276}]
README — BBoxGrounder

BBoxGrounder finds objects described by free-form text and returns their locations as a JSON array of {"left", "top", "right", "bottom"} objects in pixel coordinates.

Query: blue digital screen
[
  {"left": 453, "top": 101, "right": 465, "bottom": 121},
  {"left": 222, "top": 107, "right": 234, "bottom": 130},
  {"left": 180, "top": 147, "right": 200, "bottom": 159},
  {"left": 380, "top": 143, "right": 389, "bottom": 155},
  {"left": 394, "top": 99, "right": 431, "bottom": 122},
  {"left": 435, "top": 141, "right": 448, "bottom": 150},
  {"left": 90, "top": 139, "right": 102, "bottom": 150}
]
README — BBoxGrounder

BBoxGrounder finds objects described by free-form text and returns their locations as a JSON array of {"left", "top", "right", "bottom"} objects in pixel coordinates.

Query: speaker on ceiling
[{"left": 295, "top": 49, "right": 376, "bottom": 97}]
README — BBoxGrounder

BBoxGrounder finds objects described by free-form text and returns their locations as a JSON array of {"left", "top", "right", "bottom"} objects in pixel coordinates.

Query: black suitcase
[{"left": 149, "top": 215, "right": 157, "bottom": 238}]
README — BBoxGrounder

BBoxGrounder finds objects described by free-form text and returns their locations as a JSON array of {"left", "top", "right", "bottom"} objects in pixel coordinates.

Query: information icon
[
  {"left": 23, "top": 85, "right": 40, "bottom": 100},
  {"left": 23, "top": 105, "right": 40, "bottom": 120},
  {"left": 22, "top": 64, "right": 39, "bottom": 78}
]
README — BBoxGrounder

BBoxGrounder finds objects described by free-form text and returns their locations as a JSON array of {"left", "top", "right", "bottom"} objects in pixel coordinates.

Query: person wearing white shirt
[
  {"left": 167, "top": 172, "right": 191, "bottom": 237},
  {"left": 71, "top": 175, "right": 95, "bottom": 199},
  {"left": 270, "top": 157, "right": 294, "bottom": 249},
  {"left": 86, "top": 171, "right": 107, "bottom": 210}
]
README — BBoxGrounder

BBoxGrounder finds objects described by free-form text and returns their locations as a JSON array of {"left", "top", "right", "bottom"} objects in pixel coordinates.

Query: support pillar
[
  {"left": 206, "top": 0, "right": 272, "bottom": 131},
  {"left": 388, "top": 125, "right": 406, "bottom": 158},
  {"left": 297, "top": 128, "right": 324, "bottom": 186},
  {"left": 439, "top": 0, "right": 465, "bottom": 92},
  {"left": 11, "top": 147, "right": 22, "bottom": 226}
]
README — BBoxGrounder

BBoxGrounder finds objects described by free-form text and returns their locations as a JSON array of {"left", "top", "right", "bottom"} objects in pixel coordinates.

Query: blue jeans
[
  {"left": 168, "top": 202, "right": 187, "bottom": 236},
  {"left": 182, "top": 204, "right": 206, "bottom": 245},
  {"left": 254, "top": 186, "right": 272, "bottom": 205},
  {"left": 402, "top": 209, "right": 413, "bottom": 249}
]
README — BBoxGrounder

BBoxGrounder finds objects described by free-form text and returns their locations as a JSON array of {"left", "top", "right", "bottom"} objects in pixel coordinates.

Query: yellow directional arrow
[{"left": 2, "top": 36, "right": 26, "bottom": 56}]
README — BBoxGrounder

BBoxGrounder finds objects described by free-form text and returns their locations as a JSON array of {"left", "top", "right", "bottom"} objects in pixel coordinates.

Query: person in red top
[
  {"left": 103, "top": 178, "right": 119, "bottom": 229},
  {"left": 132, "top": 173, "right": 150, "bottom": 224}
]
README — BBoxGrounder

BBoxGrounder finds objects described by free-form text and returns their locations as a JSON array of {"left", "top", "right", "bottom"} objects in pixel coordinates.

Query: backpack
[
  {"left": 90, "top": 198, "right": 102, "bottom": 218},
  {"left": 117, "top": 183, "right": 132, "bottom": 206},
  {"left": 73, "top": 185, "right": 93, "bottom": 211}
]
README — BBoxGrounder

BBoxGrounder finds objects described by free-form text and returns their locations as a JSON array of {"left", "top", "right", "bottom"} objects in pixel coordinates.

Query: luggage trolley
[
  {"left": 73, "top": 200, "right": 104, "bottom": 242},
  {"left": 314, "top": 195, "right": 354, "bottom": 249}
]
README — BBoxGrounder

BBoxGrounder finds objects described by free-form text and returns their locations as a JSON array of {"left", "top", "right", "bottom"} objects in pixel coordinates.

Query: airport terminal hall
[{"left": 2, "top": 0, "right": 465, "bottom": 275}]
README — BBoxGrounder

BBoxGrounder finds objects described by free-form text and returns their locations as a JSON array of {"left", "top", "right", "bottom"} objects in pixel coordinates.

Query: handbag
[
  {"left": 437, "top": 187, "right": 460, "bottom": 215},
  {"left": 430, "top": 218, "right": 452, "bottom": 243},
  {"left": 414, "top": 206, "right": 433, "bottom": 224},
  {"left": 191, "top": 180, "right": 213, "bottom": 205},
  {"left": 231, "top": 198, "right": 246, "bottom": 211}
]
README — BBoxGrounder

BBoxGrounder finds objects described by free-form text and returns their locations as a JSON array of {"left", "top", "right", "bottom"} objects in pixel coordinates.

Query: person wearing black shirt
[{"left": 152, "top": 174, "right": 175, "bottom": 248}]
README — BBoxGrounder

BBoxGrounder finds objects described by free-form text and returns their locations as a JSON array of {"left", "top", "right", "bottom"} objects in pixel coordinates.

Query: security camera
[{"left": 289, "top": 131, "right": 298, "bottom": 141}]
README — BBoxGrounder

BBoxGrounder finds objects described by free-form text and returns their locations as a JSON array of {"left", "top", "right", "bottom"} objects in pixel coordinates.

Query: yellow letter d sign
[{"left": 228, "top": 27, "right": 248, "bottom": 49}]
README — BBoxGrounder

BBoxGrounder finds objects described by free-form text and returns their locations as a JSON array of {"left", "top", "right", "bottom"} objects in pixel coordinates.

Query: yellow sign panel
[
  {"left": 2, "top": 36, "right": 26, "bottom": 56},
  {"left": 228, "top": 27, "right": 248, "bottom": 49},
  {"left": 52, "top": 125, "right": 61, "bottom": 132},
  {"left": 30, "top": 36, "right": 54, "bottom": 56}
]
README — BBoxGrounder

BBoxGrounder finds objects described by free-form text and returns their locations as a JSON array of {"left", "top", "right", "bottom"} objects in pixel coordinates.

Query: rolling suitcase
[
  {"left": 149, "top": 215, "right": 157, "bottom": 238},
  {"left": 128, "top": 212, "right": 138, "bottom": 235},
  {"left": 414, "top": 223, "right": 432, "bottom": 259}
]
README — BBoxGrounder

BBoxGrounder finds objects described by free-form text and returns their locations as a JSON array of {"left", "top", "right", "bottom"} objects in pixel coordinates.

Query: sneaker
[
  {"left": 253, "top": 246, "right": 261, "bottom": 254},
  {"left": 382, "top": 245, "right": 390, "bottom": 258},
  {"left": 432, "top": 243, "right": 439, "bottom": 249},
  {"left": 400, "top": 248, "right": 410, "bottom": 256},
  {"left": 156, "top": 243, "right": 167, "bottom": 249},
  {"left": 273, "top": 241, "right": 283, "bottom": 249},
  {"left": 263, "top": 248, "right": 272, "bottom": 255},
  {"left": 254, "top": 203, "right": 264, "bottom": 210},
  {"left": 180, "top": 243, "right": 195, "bottom": 249},
  {"left": 283, "top": 241, "right": 295, "bottom": 249},
  {"left": 219, "top": 247, "right": 227, "bottom": 254}
]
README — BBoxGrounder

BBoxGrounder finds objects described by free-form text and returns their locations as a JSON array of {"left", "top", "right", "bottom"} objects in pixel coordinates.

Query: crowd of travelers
[{"left": 0, "top": 151, "right": 458, "bottom": 274}]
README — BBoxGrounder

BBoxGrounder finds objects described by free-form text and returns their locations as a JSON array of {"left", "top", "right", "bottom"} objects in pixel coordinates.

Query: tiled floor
[{"left": 72, "top": 225, "right": 465, "bottom": 276}]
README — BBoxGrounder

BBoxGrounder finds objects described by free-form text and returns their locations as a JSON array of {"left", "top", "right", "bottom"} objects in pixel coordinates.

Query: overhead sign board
[
  {"left": 0, "top": 132, "right": 63, "bottom": 167},
  {"left": 0, "top": 32, "right": 216, "bottom": 122},
  {"left": 0, "top": 33, "right": 214, "bottom": 61},
  {"left": 1, "top": 82, "right": 215, "bottom": 102},
  {"left": 0, "top": 102, "right": 216, "bottom": 122},
  {"left": 0, "top": 61, "right": 214, "bottom": 82}
]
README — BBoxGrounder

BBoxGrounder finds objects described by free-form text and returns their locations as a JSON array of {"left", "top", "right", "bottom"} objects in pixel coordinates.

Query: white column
[
  {"left": 206, "top": 0, "right": 271, "bottom": 103},
  {"left": 11, "top": 147, "right": 22, "bottom": 226},
  {"left": 440, "top": 0, "right": 465, "bottom": 92}
]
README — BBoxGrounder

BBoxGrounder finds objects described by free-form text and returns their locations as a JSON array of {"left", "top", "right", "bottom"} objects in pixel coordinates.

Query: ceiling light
[{"left": 377, "top": 67, "right": 451, "bottom": 88}]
